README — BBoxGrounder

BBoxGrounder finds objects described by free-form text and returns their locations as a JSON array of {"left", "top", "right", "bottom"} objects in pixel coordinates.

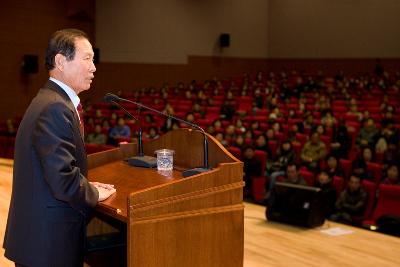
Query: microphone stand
[
  {"left": 105, "top": 93, "right": 210, "bottom": 177},
  {"left": 108, "top": 100, "right": 157, "bottom": 168}
]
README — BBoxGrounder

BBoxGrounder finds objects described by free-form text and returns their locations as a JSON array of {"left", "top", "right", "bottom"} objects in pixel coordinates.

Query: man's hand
[{"left": 90, "top": 182, "right": 116, "bottom": 201}]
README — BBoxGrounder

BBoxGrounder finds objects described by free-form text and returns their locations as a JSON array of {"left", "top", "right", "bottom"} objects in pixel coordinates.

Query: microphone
[
  {"left": 103, "top": 94, "right": 157, "bottom": 168},
  {"left": 104, "top": 93, "right": 210, "bottom": 177}
]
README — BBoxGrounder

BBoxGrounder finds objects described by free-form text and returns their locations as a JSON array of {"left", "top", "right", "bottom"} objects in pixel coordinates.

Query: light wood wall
[
  {"left": 1, "top": 1, "right": 400, "bottom": 120},
  {"left": 0, "top": 0, "right": 95, "bottom": 120},
  {"left": 268, "top": 0, "right": 400, "bottom": 58}
]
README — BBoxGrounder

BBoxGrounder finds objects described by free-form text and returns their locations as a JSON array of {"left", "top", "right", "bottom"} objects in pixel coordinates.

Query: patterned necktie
[{"left": 77, "top": 103, "right": 85, "bottom": 137}]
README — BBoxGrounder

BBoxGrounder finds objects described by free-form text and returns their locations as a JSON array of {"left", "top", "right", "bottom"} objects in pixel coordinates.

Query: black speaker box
[
  {"left": 22, "top": 55, "right": 38, "bottom": 74},
  {"left": 219, "top": 33, "right": 230, "bottom": 47},
  {"left": 266, "top": 182, "right": 326, "bottom": 228}
]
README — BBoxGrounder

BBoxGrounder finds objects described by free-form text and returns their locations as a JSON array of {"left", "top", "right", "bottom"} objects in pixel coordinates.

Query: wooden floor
[{"left": 1, "top": 158, "right": 400, "bottom": 267}]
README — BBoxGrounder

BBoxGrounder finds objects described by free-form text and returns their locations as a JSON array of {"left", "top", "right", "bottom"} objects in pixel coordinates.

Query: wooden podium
[{"left": 87, "top": 129, "right": 244, "bottom": 267}]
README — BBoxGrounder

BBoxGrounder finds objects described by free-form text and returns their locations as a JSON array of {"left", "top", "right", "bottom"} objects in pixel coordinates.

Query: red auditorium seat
[
  {"left": 254, "top": 150, "right": 267, "bottom": 176},
  {"left": 375, "top": 151, "right": 384, "bottom": 163},
  {"left": 274, "top": 132, "right": 285, "bottom": 143},
  {"left": 332, "top": 176, "right": 344, "bottom": 198},
  {"left": 267, "top": 140, "right": 278, "bottom": 160},
  {"left": 339, "top": 159, "right": 352, "bottom": 179},
  {"left": 344, "top": 113, "right": 360, "bottom": 122},
  {"left": 332, "top": 106, "right": 347, "bottom": 113},
  {"left": 299, "top": 169, "right": 315, "bottom": 186},
  {"left": 295, "top": 133, "right": 308, "bottom": 146},
  {"left": 320, "top": 135, "right": 331, "bottom": 154},
  {"left": 252, "top": 176, "right": 266, "bottom": 203},
  {"left": 206, "top": 106, "right": 220, "bottom": 115},
  {"left": 366, "top": 162, "right": 383, "bottom": 184},
  {"left": 363, "top": 184, "right": 400, "bottom": 226},
  {"left": 291, "top": 142, "right": 302, "bottom": 163},
  {"left": 227, "top": 146, "right": 241, "bottom": 160},
  {"left": 255, "top": 109, "right": 269, "bottom": 116},
  {"left": 205, "top": 112, "right": 220, "bottom": 121},
  {"left": 352, "top": 180, "right": 378, "bottom": 224},
  {"left": 259, "top": 122, "right": 268, "bottom": 131}
]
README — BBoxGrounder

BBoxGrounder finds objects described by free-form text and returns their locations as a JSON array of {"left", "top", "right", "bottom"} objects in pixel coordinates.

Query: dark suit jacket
[{"left": 3, "top": 80, "right": 99, "bottom": 267}]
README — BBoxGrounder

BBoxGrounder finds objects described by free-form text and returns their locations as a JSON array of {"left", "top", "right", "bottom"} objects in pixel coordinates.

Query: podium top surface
[{"left": 89, "top": 160, "right": 183, "bottom": 221}]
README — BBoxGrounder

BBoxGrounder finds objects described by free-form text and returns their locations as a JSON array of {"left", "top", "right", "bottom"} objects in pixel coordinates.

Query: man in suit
[{"left": 3, "top": 29, "right": 115, "bottom": 267}]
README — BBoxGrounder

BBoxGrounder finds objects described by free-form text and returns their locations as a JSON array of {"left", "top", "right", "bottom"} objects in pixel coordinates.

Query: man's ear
[{"left": 54, "top": 53, "right": 65, "bottom": 71}]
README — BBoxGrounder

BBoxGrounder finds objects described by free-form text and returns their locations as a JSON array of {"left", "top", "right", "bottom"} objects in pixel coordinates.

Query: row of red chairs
[{"left": 249, "top": 164, "right": 400, "bottom": 228}]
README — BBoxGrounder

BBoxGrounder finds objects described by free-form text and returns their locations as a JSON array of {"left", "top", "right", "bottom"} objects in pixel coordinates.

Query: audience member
[
  {"left": 86, "top": 124, "right": 107, "bottom": 145},
  {"left": 212, "top": 119, "right": 223, "bottom": 133},
  {"left": 191, "top": 102, "right": 205, "bottom": 118},
  {"left": 330, "top": 124, "right": 351, "bottom": 159},
  {"left": 300, "top": 132, "right": 327, "bottom": 170},
  {"left": 330, "top": 174, "right": 368, "bottom": 225},
  {"left": 314, "top": 171, "right": 337, "bottom": 218},
  {"left": 242, "top": 145, "right": 263, "bottom": 197},
  {"left": 214, "top": 132, "right": 228, "bottom": 147},
  {"left": 324, "top": 155, "right": 344, "bottom": 178},
  {"left": 235, "top": 118, "right": 246, "bottom": 134},
  {"left": 381, "top": 164, "right": 400, "bottom": 185},
  {"left": 254, "top": 134, "right": 271, "bottom": 156},
  {"left": 185, "top": 112, "right": 195, "bottom": 124},
  {"left": 352, "top": 159, "right": 374, "bottom": 181},
  {"left": 225, "top": 124, "right": 237, "bottom": 144},
  {"left": 359, "top": 146, "right": 374, "bottom": 164},
  {"left": 220, "top": 99, "right": 236, "bottom": 120},
  {"left": 145, "top": 126, "right": 160, "bottom": 140},
  {"left": 109, "top": 117, "right": 131, "bottom": 145},
  {"left": 232, "top": 135, "right": 245, "bottom": 149},
  {"left": 357, "top": 118, "right": 379, "bottom": 148},
  {"left": 383, "top": 142, "right": 400, "bottom": 168},
  {"left": 282, "top": 163, "right": 307, "bottom": 185}
]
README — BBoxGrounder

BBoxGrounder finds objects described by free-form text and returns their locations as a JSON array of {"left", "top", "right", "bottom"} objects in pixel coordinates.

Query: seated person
[
  {"left": 314, "top": 172, "right": 337, "bottom": 218},
  {"left": 352, "top": 159, "right": 374, "bottom": 181},
  {"left": 255, "top": 133, "right": 271, "bottom": 157},
  {"left": 214, "top": 132, "right": 228, "bottom": 147},
  {"left": 108, "top": 117, "right": 131, "bottom": 145},
  {"left": 241, "top": 145, "right": 263, "bottom": 198},
  {"left": 381, "top": 164, "right": 400, "bottom": 185},
  {"left": 300, "top": 132, "right": 327, "bottom": 171},
  {"left": 191, "top": 102, "right": 205, "bottom": 118},
  {"left": 267, "top": 141, "right": 296, "bottom": 193},
  {"left": 86, "top": 124, "right": 107, "bottom": 145},
  {"left": 324, "top": 155, "right": 344, "bottom": 179},
  {"left": 225, "top": 124, "right": 237, "bottom": 144},
  {"left": 145, "top": 126, "right": 160, "bottom": 140},
  {"left": 185, "top": 112, "right": 195, "bottom": 124},
  {"left": 359, "top": 146, "right": 374, "bottom": 164},
  {"left": 265, "top": 163, "right": 307, "bottom": 202},
  {"left": 220, "top": 99, "right": 236, "bottom": 121},
  {"left": 330, "top": 124, "right": 351, "bottom": 159},
  {"left": 356, "top": 118, "right": 379, "bottom": 148},
  {"left": 232, "top": 135, "right": 245, "bottom": 150},
  {"left": 282, "top": 163, "right": 307, "bottom": 185},
  {"left": 330, "top": 174, "right": 368, "bottom": 225}
]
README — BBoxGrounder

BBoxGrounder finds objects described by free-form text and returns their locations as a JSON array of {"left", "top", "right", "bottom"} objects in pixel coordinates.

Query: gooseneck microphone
[
  {"left": 104, "top": 93, "right": 210, "bottom": 177},
  {"left": 104, "top": 94, "right": 157, "bottom": 168}
]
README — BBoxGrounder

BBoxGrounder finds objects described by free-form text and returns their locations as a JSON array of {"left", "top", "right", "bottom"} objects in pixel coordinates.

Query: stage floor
[{"left": 1, "top": 158, "right": 400, "bottom": 267}]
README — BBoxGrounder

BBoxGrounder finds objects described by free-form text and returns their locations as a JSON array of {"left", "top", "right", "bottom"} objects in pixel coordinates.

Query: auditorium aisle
[{"left": 1, "top": 158, "right": 400, "bottom": 267}]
